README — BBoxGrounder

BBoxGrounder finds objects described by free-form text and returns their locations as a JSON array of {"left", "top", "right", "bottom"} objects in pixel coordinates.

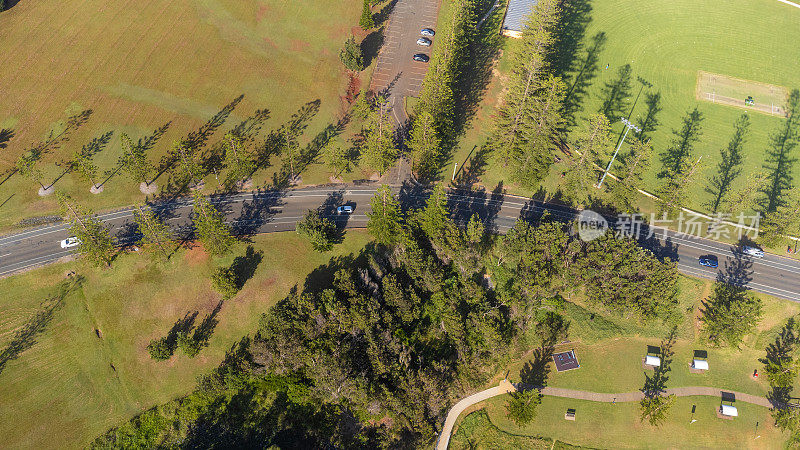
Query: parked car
[
  {"left": 337, "top": 205, "right": 353, "bottom": 214},
  {"left": 413, "top": 53, "right": 429, "bottom": 63},
  {"left": 698, "top": 255, "right": 718, "bottom": 268},
  {"left": 742, "top": 245, "right": 764, "bottom": 258},
  {"left": 60, "top": 237, "right": 81, "bottom": 248},
  {"left": 416, "top": 37, "right": 432, "bottom": 47},
  {"left": 420, "top": 28, "right": 435, "bottom": 37}
]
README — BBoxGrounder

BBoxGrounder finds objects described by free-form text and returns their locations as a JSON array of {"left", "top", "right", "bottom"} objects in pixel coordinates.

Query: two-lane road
[{"left": 1, "top": 186, "right": 799, "bottom": 302}]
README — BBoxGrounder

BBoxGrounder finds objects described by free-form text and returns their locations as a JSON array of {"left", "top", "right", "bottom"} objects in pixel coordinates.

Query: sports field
[
  {"left": 449, "top": 0, "right": 800, "bottom": 211},
  {"left": 696, "top": 71, "right": 789, "bottom": 117},
  {"left": 0, "top": 0, "right": 361, "bottom": 230},
  {"left": 0, "top": 231, "right": 371, "bottom": 449}
]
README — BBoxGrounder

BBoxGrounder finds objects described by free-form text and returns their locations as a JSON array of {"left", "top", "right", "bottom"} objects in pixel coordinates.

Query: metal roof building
[{"left": 501, "top": 0, "right": 538, "bottom": 38}]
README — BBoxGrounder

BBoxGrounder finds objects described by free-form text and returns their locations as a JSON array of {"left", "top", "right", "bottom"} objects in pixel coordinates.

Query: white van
[{"left": 742, "top": 246, "right": 764, "bottom": 258}]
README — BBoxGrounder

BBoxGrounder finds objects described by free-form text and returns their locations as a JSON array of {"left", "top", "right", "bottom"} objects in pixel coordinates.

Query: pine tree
[
  {"left": 759, "top": 194, "right": 800, "bottom": 248},
  {"left": 359, "top": 0, "right": 374, "bottom": 29},
  {"left": 119, "top": 133, "right": 153, "bottom": 187},
  {"left": 296, "top": 209, "right": 337, "bottom": 252},
  {"left": 367, "top": 185, "right": 402, "bottom": 246},
  {"left": 191, "top": 192, "right": 234, "bottom": 256},
  {"left": 361, "top": 96, "right": 397, "bottom": 175},
  {"left": 220, "top": 132, "right": 255, "bottom": 190},
  {"left": 71, "top": 145, "right": 100, "bottom": 190},
  {"left": 656, "top": 156, "right": 703, "bottom": 217},
  {"left": 173, "top": 142, "right": 203, "bottom": 187},
  {"left": 132, "top": 203, "right": 173, "bottom": 259},
  {"left": 564, "top": 113, "right": 612, "bottom": 201},
  {"left": 504, "top": 73, "right": 566, "bottom": 188},
  {"left": 609, "top": 138, "right": 652, "bottom": 212},
  {"left": 722, "top": 171, "right": 768, "bottom": 217},
  {"left": 406, "top": 111, "right": 441, "bottom": 180},
  {"left": 15, "top": 149, "right": 46, "bottom": 190},
  {"left": 339, "top": 36, "right": 364, "bottom": 71},
  {"left": 700, "top": 281, "right": 763, "bottom": 347},
  {"left": 323, "top": 140, "right": 355, "bottom": 179},
  {"left": 505, "top": 389, "right": 541, "bottom": 426},
  {"left": 57, "top": 193, "right": 115, "bottom": 266},
  {"left": 211, "top": 267, "right": 239, "bottom": 300},
  {"left": 490, "top": 0, "right": 560, "bottom": 187}
]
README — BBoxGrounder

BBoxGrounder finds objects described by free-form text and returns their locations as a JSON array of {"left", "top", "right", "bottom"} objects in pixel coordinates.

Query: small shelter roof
[
  {"left": 645, "top": 355, "right": 661, "bottom": 366},
  {"left": 721, "top": 404, "right": 738, "bottom": 417},
  {"left": 692, "top": 359, "right": 709, "bottom": 370}
]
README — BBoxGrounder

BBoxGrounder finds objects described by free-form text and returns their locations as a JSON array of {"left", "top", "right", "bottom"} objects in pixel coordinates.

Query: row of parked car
[{"left": 412, "top": 28, "right": 435, "bottom": 63}]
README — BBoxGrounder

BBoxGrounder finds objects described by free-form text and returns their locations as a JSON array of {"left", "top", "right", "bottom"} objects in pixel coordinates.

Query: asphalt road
[
  {"left": 1, "top": 186, "right": 799, "bottom": 302},
  {"left": 370, "top": 0, "right": 440, "bottom": 125}
]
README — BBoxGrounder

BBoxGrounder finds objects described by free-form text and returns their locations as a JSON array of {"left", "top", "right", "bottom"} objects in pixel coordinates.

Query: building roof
[
  {"left": 692, "top": 359, "right": 709, "bottom": 370},
  {"left": 502, "top": 0, "right": 538, "bottom": 34},
  {"left": 721, "top": 404, "right": 738, "bottom": 417},
  {"left": 645, "top": 355, "right": 661, "bottom": 366}
]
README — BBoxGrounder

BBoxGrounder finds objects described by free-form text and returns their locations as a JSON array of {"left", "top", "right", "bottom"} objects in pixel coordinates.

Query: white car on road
[
  {"left": 417, "top": 37, "right": 432, "bottom": 46},
  {"left": 336, "top": 205, "right": 353, "bottom": 214},
  {"left": 60, "top": 237, "right": 81, "bottom": 248}
]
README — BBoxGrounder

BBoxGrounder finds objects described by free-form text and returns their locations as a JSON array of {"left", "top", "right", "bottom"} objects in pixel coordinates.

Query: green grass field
[
  {"left": 0, "top": 0, "right": 367, "bottom": 231},
  {"left": 458, "top": 394, "right": 785, "bottom": 448},
  {"left": 446, "top": 0, "right": 800, "bottom": 213},
  {"left": 0, "top": 231, "right": 371, "bottom": 449}
]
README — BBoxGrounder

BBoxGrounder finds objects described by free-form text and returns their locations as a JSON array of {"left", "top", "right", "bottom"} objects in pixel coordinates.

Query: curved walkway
[{"left": 436, "top": 381, "right": 772, "bottom": 450}]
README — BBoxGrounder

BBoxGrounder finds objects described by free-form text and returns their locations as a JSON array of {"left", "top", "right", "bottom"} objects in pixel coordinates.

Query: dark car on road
[
  {"left": 413, "top": 53, "right": 429, "bottom": 62},
  {"left": 699, "top": 255, "right": 718, "bottom": 268}
]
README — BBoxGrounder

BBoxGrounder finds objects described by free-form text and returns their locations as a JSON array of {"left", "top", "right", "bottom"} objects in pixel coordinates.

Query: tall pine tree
[
  {"left": 57, "top": 193, "right": 115, "bottom": 266},
  {"left": 367, "top": 185, "right": 402, "bottom": 246},
  {"left": 133, "top": 203, "right": 173, "bottom": 259},
  {"left": 191, "top": 192, "right": 234, "bottom": 256}
]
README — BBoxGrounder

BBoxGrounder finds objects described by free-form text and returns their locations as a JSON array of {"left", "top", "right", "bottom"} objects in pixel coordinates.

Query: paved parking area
[{"left": 369, "top": 0, "right": 441, "bottom": 124}]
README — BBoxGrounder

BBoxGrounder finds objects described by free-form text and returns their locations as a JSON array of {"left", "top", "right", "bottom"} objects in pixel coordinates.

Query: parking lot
[{"left": 369, "top": 0, "right": 441, "bottom": 124}]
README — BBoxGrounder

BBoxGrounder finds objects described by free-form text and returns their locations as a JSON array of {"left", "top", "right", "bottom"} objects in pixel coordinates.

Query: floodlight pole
[{"left": 597, "top": 118, "right": 641, "bottom": 188}]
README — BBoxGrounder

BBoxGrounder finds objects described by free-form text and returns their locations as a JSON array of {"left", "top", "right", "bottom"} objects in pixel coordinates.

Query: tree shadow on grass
[
  {"left": 301, "top": 253, "right": 365, "bottom": 296},
  {"left": 0, "top": 276, "right": 83, "bottom": 375},
  {"left": 361, "top": 29, "right": 385, "bottom": 68},
  {"left": 154, "top": 96, "right": 243, "bottom": 187},
  {"left": 561, "top": 31, "right": 606, "bottom": 131},
  {"left": 547, "top": 0, "right": 594, "bottom": 80},
  {"left": 191, "top": 301, "right": 223, "bottom": 351},
  {"left": 230, "top": 245, "right": 263, "bottom": 290}
]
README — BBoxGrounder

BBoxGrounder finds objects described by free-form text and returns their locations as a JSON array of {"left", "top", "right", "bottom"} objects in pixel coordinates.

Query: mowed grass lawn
[
  {"left": 460, "top": 394, "right": 785, "bottom": 448},
  {"left": 447, "top": 0, "right": 800, "bottom": 211},
  {"left": 0, "top": 0, "right": 362, "bottom": 230},
  {"left": 0, "top": 231, "right": 371, "bottom": 449}
]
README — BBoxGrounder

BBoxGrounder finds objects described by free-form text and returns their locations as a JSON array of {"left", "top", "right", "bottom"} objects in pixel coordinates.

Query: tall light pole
[{"left": 597, "top": 118, "right": 641, "bottom": 188}]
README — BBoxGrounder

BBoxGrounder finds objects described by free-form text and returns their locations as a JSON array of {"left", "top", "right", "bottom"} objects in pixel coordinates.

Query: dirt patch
[
  {"left": 290, "top": 40, "right": 311, "bottom": 52},
  {"left": 256, "top": 3, "right": 283, "bottom": 22},
  {"left": 184, "top": 245, "right": 210, "bottom": 267},
  {"left": 263, "top": 37, "right": 280, "bottom": 50}
]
